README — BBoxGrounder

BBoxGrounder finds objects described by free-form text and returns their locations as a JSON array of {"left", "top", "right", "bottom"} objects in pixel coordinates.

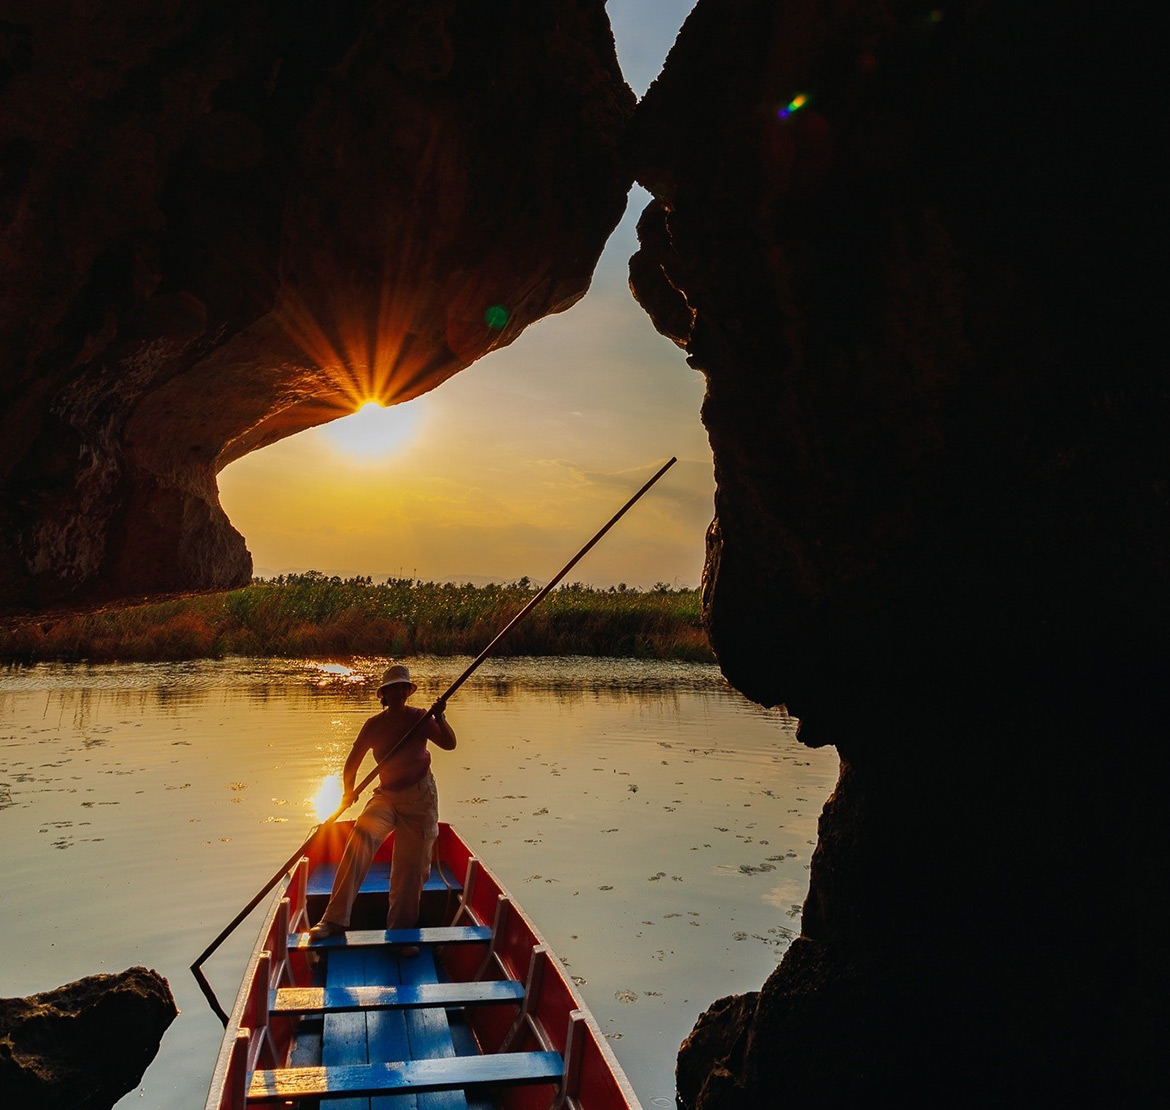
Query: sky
[{"left": 218, "top": 2, "right": 706, "bottom": 590}]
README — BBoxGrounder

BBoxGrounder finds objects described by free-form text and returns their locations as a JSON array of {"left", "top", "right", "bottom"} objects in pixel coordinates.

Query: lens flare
[
  {"left": 313, "top": 774, "right": 343, "bottom": 821},
  {"left": 778, "top": 93, "right": 809, "bottom": 120}
]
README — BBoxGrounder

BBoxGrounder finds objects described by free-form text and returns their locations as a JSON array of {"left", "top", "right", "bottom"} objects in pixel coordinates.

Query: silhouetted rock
[
  {"left": 676, "top": 990, "right": 757, "bottom": 1108},
  {"left": 0, "top": 0, "right": 633, "bottom": 611},
  {"left": 632, "top": 0, "right": 1165, "bottom": 1104},
  {"left": 0, "top": 967, "right": 178, "bottom": 1109},
  {"left": 4, "top": 0, "right": 1167, "bottom": 1104}
]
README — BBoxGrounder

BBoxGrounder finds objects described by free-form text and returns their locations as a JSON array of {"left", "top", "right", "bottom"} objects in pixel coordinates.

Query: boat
[{"left": 205, "top": 820, "right": 642, "bottom": 1109}]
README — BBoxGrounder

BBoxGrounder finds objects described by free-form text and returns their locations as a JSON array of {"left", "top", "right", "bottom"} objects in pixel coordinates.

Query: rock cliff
[
  {"left": 631, "top": 0, "right": 1165, "bottom": 1103},
  {"left": 2, "top": 0, "right": 1166, "bottom": 1104},
  {"left": 0, "top": 0, "right": 633, "bottom": 611}
]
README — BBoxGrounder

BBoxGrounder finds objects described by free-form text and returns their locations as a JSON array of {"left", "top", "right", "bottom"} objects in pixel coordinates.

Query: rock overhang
[
  {"left": 3, "top": 3, "right": 1167, "bottom": 1102},
  {"left": 0, "top": 0, "right": 636, "bottom": 612}
]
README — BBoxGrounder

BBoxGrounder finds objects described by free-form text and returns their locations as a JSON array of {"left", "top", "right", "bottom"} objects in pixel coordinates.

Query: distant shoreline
[{"left": 0, "top": 573, "right": 713, "bottom": 664}]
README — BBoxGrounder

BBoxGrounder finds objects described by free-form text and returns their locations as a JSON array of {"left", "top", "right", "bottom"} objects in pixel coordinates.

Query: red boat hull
[{"left": 205, "top": 821, "right": 640, "bottom": 1110}]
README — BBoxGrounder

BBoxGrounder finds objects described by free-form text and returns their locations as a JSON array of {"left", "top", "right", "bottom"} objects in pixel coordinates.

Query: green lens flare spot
[
  {"left": 777, "top": 93, "right": 809, "bottom": 120},
  {"left": 484, "top": 304, "right": 509, "bottom": 330}
]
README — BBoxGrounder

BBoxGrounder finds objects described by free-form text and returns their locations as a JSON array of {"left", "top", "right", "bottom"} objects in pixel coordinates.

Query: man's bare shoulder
[{"left": 360, "top": 709, "right": 389, "bottom": 733}]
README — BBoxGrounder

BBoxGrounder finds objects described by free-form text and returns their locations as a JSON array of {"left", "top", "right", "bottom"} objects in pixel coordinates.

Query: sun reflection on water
[{"left": 312, "top": 774, "right": 343, "bottom": 821}]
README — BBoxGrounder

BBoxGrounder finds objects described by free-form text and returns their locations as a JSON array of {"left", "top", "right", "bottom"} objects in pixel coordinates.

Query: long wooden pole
[{"left": 191, "top": 456, "right": 677, "bottom": 1022}]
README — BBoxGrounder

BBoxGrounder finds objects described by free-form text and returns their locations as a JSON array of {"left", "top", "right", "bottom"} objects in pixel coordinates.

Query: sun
[{"left": 319, "top": 398, "right": 424, "bottom": 461}]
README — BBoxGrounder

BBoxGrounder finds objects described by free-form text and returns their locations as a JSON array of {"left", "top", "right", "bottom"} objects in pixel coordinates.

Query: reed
[{"left": 1, "top": 573, "right": 713, "bottom": 663}]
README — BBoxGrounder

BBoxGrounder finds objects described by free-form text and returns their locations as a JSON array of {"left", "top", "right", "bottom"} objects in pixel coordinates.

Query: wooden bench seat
[
  {"left": 271, "top": 980, "right": 525, "bottom": 1016},
  {"left": 247, "top": 1051, "right": 564, "bottom": 1102},
  {"left": 303, "top": 931, "right": 499, "bottom": 1109},
  {"left": 306, "top": 861, "right": 463, "bottom": 898},
  {"left": 290, "top": 925, "right": 492, "bottom": 950}
]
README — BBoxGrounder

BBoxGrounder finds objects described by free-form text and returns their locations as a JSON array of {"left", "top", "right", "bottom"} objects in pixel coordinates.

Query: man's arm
[
  {"left": 341, "top": 722, "right": 374, "bottom": 805},
  {"left": 428, "top": 699, "right": 457, "bottom": 751}
]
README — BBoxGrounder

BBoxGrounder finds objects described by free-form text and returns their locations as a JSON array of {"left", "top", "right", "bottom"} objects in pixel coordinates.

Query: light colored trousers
[{"left": 321, "top": 773, "right": 439, "bottom": 929}]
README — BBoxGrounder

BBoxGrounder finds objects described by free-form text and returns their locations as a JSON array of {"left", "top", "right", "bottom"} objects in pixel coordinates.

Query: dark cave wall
[
  {"left": 630, "top": 0, "right": 1166, "bottom": 1103},
  {"left": 0, "top": 0, "right": 634, "bottom": 611},
  {"left": 2, "top": 0, "right": 1167, "bottom": 1104}
]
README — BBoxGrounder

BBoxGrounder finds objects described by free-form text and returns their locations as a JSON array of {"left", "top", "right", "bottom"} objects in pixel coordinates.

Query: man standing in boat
[{"left": 309, "top": 664, "right": 457, "bottom": 943}]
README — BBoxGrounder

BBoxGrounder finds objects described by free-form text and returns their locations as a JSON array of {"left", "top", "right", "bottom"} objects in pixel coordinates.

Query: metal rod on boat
[{"left": 190, "top": 456, "right": 677, "bottom": 1023}]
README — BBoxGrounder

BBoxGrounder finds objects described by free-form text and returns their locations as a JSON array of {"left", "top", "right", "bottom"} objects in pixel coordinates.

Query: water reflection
[
  {"left": 312, "top": 773, "right": 343, "bottom": 820},
  {"left": 0, "top": 656, "right": 835, "bottom": 1110},
  {"left": 3, "top": 656, "right": 761, "bottom": 714}
]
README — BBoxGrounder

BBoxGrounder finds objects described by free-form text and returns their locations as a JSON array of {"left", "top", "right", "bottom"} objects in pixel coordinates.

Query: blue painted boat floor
[
  {"left": 306, "top": 861, "right": 462, "bottom": 898},
  {"left": 253, "top": 857, "right": 559, "bottom": 1106},
  {"left": 307, "top": 855, "right": 475, "bottom": 1108}
]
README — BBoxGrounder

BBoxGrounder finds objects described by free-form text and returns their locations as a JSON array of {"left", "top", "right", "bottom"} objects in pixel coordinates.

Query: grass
[{"left": 1, "top": 573, "right": 713, "bottom": 664}]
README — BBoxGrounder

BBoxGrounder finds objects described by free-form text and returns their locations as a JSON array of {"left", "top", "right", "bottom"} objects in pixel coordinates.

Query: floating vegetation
[{"left": 738, "top": 862, "right": 777, "bottom": 875}]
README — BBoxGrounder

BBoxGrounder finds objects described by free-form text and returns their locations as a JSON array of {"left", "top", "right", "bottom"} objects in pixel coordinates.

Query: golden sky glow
[{"left": 217, "top": 6, "right": 710, "bottom": 589}]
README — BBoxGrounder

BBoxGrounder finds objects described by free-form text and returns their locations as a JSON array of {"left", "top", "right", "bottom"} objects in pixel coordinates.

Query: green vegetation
[{"left": 2, "top": 573, "right": 712, "bottom": 663}]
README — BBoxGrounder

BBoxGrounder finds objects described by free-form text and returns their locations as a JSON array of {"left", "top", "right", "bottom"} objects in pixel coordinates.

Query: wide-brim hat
[{"left": 376, "top": 664, "right": 417, "bottom": 696}]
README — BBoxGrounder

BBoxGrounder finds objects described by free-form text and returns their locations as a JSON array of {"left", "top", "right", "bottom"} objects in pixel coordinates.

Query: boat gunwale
[
  {"left": 203, "top": 865, "right": 296, "bottom": 1110},
  {"left": 203, "top": 821, "right": 642, "bottom": 1109},
  {"left": 453, "top": 826, "right": 641, "bottom": 1108}
]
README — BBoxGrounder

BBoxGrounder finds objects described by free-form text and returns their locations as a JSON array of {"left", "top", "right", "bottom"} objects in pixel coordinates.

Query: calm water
[{"left": 0, "top": 657, "right": 838, "bottom": 1109}]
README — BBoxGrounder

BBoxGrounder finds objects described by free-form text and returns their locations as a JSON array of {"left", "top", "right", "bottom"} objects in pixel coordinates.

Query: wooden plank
[
  {"left": 307, "top": 861, "right": 463, "bottom": 898},
  {"left": 247, "top": 1052, "right": 564, "bottom": 1102},
  {"left": 291, "top": 926, "right": 492, "bottom": 950},
  {"left": 399, "top": 950, "right": 465, "bottom": 1110},
  {"left": 323, "top": 946, "right": 374, "bottom": 1110},
  {"left": 559, "top": 1009, "right": 587, "bottom": 1107},
  {"left": 361, "top": 949, "right": 416, "bottom": 1110},
  {"left": 446, "top": 1016, "right": 494, "bottom": 1110},
  {"left": 227, "top": 1028, "right": 250, "bottom": 1110},
  {"left": 272, "top": 980, "right": 526, "bottom": 1015}
]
